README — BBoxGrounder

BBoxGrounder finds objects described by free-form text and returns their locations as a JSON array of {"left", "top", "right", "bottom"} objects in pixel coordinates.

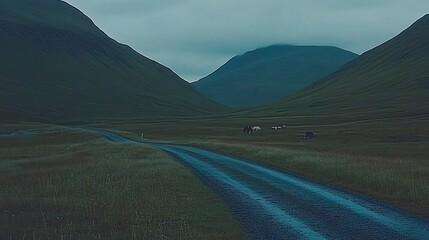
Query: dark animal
[
  {"left": 305, "top": 131, "right": 314, "bottom": 139},
  {"left": 243, "top": 126, "right": 253, "bottom": 134}
]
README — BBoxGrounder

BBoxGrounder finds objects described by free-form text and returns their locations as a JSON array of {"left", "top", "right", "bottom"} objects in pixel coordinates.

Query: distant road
[{"left": 68, "top": 128, "right": 429, "bottom": 239}]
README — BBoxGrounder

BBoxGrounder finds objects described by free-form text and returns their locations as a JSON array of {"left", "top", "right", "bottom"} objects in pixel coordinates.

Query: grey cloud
[
  {"left": 65, "top": 0, "right": 429, "bottom": 81},
  {"left": 151, "top": 50, "right": 232, "bottom": 82},
  {"left": 67, "top": 0, "right": 187, "bottom": 16}
]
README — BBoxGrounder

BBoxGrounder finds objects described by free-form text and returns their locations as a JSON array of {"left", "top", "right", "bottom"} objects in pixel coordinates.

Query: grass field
[
  {"left": 0, "top": 127, "right": 245, "bottom": 239},
  {"left": 1, "top": 117, "right": 428, "bottom": 240},
  {"left": 188, "top": 140, "right": 429, "bottom": 217},
  {"left": 95, "top": 117, "right": 429, "bottom": 219}
]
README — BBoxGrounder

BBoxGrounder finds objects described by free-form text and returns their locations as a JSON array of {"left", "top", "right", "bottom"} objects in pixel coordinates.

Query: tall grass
[{"left": 0, "top": 132, "right": 244, "bottom": 239}]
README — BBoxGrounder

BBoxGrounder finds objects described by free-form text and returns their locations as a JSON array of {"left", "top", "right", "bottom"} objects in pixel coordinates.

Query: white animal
[
  {"left": 272, "top": 124, "right": 288, "bottom": 130},
  {"left": 252, "top": 126, "right": 262, "bottom": 131}
]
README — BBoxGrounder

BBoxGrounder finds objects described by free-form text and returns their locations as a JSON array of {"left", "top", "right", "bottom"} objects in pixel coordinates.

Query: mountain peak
[
  {"left": 403, "top": 13, "right": 429, "bottom": 33},
  {"left": 0, "top": 0, "right": 99, "bottom": 33},
  {"left": 194, "top": 45, "right": 358, "bottom": 107},
  {"left": 419, "top": 13, "right": 429, "bottom": 21},
  {"left": 260, "top": 14, "right": 429, "bottom": 121},
  {"left": 361, "top": 13, "right": 429, "bottom": 62},
  {"left": 0, "top": 0, "right": 225, "bottom": 121}
]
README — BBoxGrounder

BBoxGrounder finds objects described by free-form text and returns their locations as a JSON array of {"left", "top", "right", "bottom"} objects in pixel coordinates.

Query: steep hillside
[
  {"left": 193, "top": 45, "right": 357, "bottom": 107},
  {"left": 0, "top": 0, "right": 225, "bottom": 122},
  {"left": 252, "top": 14, "right": 429, "bottom": 123}
]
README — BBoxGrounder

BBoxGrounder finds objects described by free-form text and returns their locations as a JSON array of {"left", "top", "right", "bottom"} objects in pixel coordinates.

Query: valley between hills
[{"left": 1, "top": 0, "right": 428, "bottom": 239}]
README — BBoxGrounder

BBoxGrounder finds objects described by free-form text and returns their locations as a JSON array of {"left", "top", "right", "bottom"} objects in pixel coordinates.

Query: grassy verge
[
  {"left": 0, "top": 131, "right": 245, "bottom": 239},
  {"left": 187, "top": 140, "right": 429, "bottom": 218}
]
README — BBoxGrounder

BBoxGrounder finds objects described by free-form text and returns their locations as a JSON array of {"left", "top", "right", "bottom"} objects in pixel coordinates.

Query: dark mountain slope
[
  {"left": 0, "top": 0, "right": 225, "bottom": 122},
  {"left": 253, "top": 14, "right": 429, "bottom": 122},
  {"left": 193, "top": 45, "right": 357, "bottom": 107}
]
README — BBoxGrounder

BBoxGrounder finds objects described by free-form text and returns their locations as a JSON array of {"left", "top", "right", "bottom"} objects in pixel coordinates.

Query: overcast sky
[{"left": 64, "top": 0, "right": 429, "bottom": 82}]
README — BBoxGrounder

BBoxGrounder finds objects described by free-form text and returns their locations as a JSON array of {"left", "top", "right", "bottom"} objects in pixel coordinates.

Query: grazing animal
[
  {"left": 272, "top": 124, "right": 287, "bottom": 130},
  {"left": 252, "top": 126, "right": 262, "bottom": 132},
  {"left": 305, "top": 131, "right": 314, "bottom": 139},
  {"left": 243, "top": 126, "right": 253, "bottom": 134}
]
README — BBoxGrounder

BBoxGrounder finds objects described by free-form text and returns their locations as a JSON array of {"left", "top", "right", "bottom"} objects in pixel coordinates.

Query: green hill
[
  {"left": 193, "top": 45, "right": 358, "bottom": 107},
  {"left": 252, "top": 14, "right": 429, "bottom": 123},
  {"left": 0, "top": 0, "right": 226, "bottom": 122}
]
